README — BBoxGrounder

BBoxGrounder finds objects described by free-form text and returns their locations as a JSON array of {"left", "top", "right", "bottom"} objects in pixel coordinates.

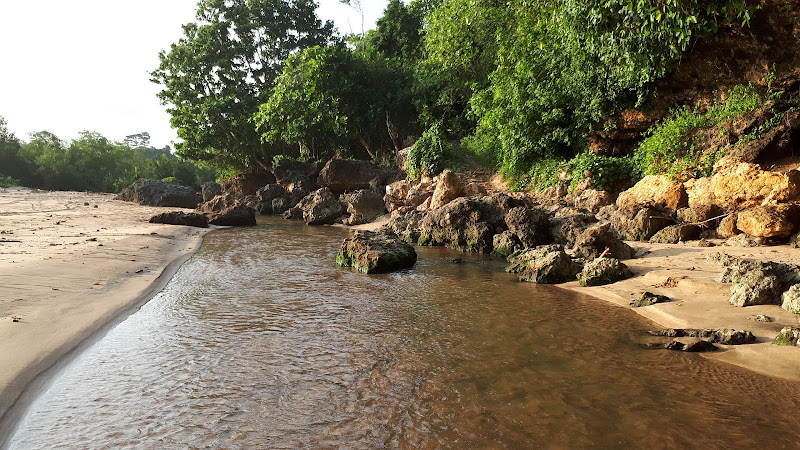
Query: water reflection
[{"left": 9, "top": 218, "right": 800, "bottom": 448}]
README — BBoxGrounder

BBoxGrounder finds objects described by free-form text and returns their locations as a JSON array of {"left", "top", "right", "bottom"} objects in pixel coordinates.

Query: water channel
[{"left": 8, "top": 218, "right": 800, "bottom": 448}]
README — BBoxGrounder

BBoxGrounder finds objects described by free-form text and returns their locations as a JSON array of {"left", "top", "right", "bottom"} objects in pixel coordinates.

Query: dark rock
[
  {"left": 336, "top": 230, "right": 417, "bottom": 274},
  {"left": 549, "top": 213, "right": 597, "bottom": 246},
  {"left": 504, "top": 206, "right": 551, "bottom": 248},
  {"left": 317, "top": 158, "right": 384, "bottom": 196},
  {"left": 300, "top": 188, "right": 345, "bottom": 225},
  {"left": 631, "top": 292, "right": 670, "bottom": 307},
  {"left": 651, "top": 328, "right": 755, "bottom": 345},
  {"left": 208, "top": 205, "right": 257, "bottom": 226},
  {"left": 648, "top": 224, "right": 701, "bottom": 244},
  {"left": 272, "top": 159, "right": 323, "bottom": 187},
  {"left": 256, "top": 184, "right": 288, "bottom": 214},
  {"left": 790, "top": 232, "right": 800, "bottom": 248},
  {"left": 271, "top": 197, "right": 294, "bottom": 215},
  {"left": 387, "top": 210, "right": 427, "bottom": 244},
  {"left": 666, "top": 340, "right": 718, "bottom": 352},
  {"left": 220, "top": 172, "right": 276, "bottom": 197},
  {"left": 579, "top": 257, "right": 633, "bottom": 286},
  {"left": 116, "top": 179, "right": 200, "bottom": 208},
  {"left": 197, "top": 194, "right": 238, "bottom": 213},
  {"left": 149, "top": 211, "right": 209, "bottom": 228},
  {"left": 610, "top": 207, "right": 674, "bottom": 241},
  {"left": 572, "top": 225, "right": 635, "bottom": 260},
  {"left": 492, "top": 231, "right": 523, "bottom": 257},
  {"left": 340, "top": 189, "right": 386, "bottom": 225},
  {"left": 201, "top": 182, "right": 222, "bottom": 202},
  {"left": 506, "top": 245, "right": 582, "bottom": 284},
  {"left": 775, "top": 326, "right": 800, "bottom": 346},
  {"left": 596, "top": 204, "right": 618, "bottom": 221}
]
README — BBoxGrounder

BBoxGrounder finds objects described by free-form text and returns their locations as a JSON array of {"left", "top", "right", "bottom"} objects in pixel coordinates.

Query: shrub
[
  {"left": 0, "top": 175, "right": 20, "bottom": 188},
  {"left": 567, "top": 152, "right": 641, "bottom": 192},
  {"left": 407, "top": 124, "right": 452, "bottom": 179}
]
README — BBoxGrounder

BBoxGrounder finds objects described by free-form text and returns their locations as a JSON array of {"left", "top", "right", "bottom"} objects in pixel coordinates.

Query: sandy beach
[{"left": 0, "top": 188, "right": 213, "bottom": 436}]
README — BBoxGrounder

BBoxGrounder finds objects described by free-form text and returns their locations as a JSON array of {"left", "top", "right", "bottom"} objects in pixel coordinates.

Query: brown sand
[{"left": 0, "top": 188, "right": 213, "bottom": 429}]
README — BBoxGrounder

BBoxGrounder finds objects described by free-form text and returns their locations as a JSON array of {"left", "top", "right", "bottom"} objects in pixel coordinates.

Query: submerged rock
[
  {"left": 648, "top": 328, "right": 756, "bottom": 345},
  {"left": 578, "top": 257, "right": 633, "bottom": 287},
  {"left": 149, "top": 211, "right": 209, "bottom": 228},
  {"left": 336, "top": 230, "right": 417, "bottom": 274}
]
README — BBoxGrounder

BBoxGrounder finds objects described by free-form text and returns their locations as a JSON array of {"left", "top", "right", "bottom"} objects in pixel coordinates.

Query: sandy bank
[
  {"left": 558, "top": 241, "right": 800, "bottom": 382},
  {"left": 0, "top": 189, "right": 213, "bottom": 437}
]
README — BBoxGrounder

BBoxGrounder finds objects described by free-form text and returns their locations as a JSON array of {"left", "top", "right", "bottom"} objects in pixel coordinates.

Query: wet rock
[
  {"left": 116, "top": 179, "right": 201, "bottom": 208},
  {"left": 201, "top": 182, "right": 222, "bottom": 202},
  {"left": 505, "top": 206, "right": 551, "bottom": 248},
  {"left": 429, "top": 169, "right": 464, "bottom": 209},
  {"left": 549, "top": 213, "right": 597, "bottom": 246},
  {"left": 574, "top": 189, "right": 614, "bottom": 213},
  {"left": 631, "top": 292, "right": 670, "bottom": 307},
  {"left": 610, "top": 207, "right": 674, "bottom": 241},
  {"left": 736, "top": 204, "right": 800, "bottom": 239},
  {"left": 220, "top": 172, "right": 276, "bottom": 197},
  {"left": 578, "top": 257, "right": 633, "bottom": 286},
  {"left": 506, "top": 246, "right": 582, "bottom": 284},
  {"left": 648, "top": 224, "right": 701, "bottom": 244},
  {"left": 208, "top": 205, "right": 257, "bottom": 226},
  {"left": 666, "top": 340, "right": 718, "bottom": 352},
  {"left": 492, "top": 231, "right": 523, "bottom": 257},
  {"left": 717, "top": 213, "right": 740, "bottom": 238},
  {"left": 149, "top": 211, "right": 209, "bottom": 228},
  {"left": 729, "top": 268, "right": 782, "bottom": 306},
  {"left": 301, "top": 188, "right": 345, "bottom": 225},
  {"left": 387, "top": 210, "right": 427, "bottom": 244},
  {"left": 572, "top": 225, "right": 635, "bottom": 260},
  {"left": 775, "top": 326, "right": 800, "bottom": 346},
  {"left": 616, "top": 175, "right": 687, "bottom": 212},
  {"left": 781, "top": 284, "right": 800, "bottom": 314},
  {"left": 336, "top": 230, "right": 417, "bottom": 274},
  {"left": 340, "top": 190, "right": 386, "bottom": 225}
]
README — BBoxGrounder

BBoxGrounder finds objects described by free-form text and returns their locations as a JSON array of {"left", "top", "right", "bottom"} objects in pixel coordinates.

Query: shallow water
[{"left": 8, "top": 218, "right": 800, "bottom": 448}]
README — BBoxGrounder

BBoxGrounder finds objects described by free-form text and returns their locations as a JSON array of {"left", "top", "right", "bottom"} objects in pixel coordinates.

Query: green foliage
[
  {"left": 567, "top": 152, "right": 641, "bottom": 192},
  {"left": 407, "top": 124, "right": 452, "bottom": 179},
  {"left": 422, "top": 0, "right": 753, "bottom": 177},
  {"left": 151, "top": 0, "right": 335, "bottom": 171},
  {"left": 0, "top": 175, "right": 19, "bottom": 188},
  {"left": 460, "top": 131, "right": 499, "bottom": 170},
  {"left": 368, "top": 0, "right": 424, "bottom": 62},
  {"left": 634, "top": 84, "right": 763, "bottom": 179}
]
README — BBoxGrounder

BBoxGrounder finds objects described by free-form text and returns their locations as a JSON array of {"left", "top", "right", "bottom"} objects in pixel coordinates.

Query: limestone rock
[
  {"left": 686, "top": 163, "right": 800, "bottom": 210},
  {"left": 505, "top": 206, "right": 551, "bottom": 248},
  {"left": 506, "top": 245, "right": 582, "bottom": 284},
  {"left": 650, "top": 328, "right": 755, "bottom": 345},
  {"left": 736, "top": 204, "right": 800, "bottom": 238},
  {"left": 149, "top": 211, "right": 209, "bottom": 228},
  {"left": 196, "top": 194, "right": 238, "bottom": 213},
  {"left": 336, "top": 230, "right": 417, "bottom": 274},
  {"left": 207, "top": 205, "right": 257, "bottom": 226},
  {"left": 341, "top": 189, "right": 386, "bottom": 225},
  {"left": 492, "top": 231, "right": 523, "bottom": 257},
  {"left": 791, "top": 232, "right": 800, "bottom": 248},
  {"left": 631, "top": 292, "right": 670, "bottom": 307},
  {"left": 201, "top": 182, "right": 222, "bottom": 202},
  {"left": 572, "top": 225, "right": 634, "bottom": 260},
  {"left": 729, "top": 269, "right": 782, "bottom": 306},
  {"left": 676, "top": 204, "right": 721, "bottom": 224},
  {"left": 665, "top": 340, "right": 718, "bottom": 352},
  {"left": 717, "top": 213, "right": 740, "bottom": 238},
  {"left": 220, "top": 172, "right": 276, "bottom": 197},
  {"left": 616, "top": 175, "right": 687, "bottom": 211},
  {"left": 648, "top": 224, "right": 701, "bottom": 244},
  {"left": 610, "top": 207, "right": 673, "bottom": 241},
  {"left": 775, "top": 327, "right": 800, "bottom": 346},
  {"left": 116, "top": 179, "right": 200, "bottom": 209},
  {"left": 301, "top": 188, "right": 344, "bottom": 225},
  {"left": 255, "top": 184, "right": 289, "bottom": 214},
  {"left": 549, "top": 213, "right": 598, "bottom": 246},
  {"left": 543, "top": 181, "right": 569, "bottom": 199},
  {"left": 574, "top": 189, "right": 614, "bottom": 213},
  {"left": 317, "top": 158, "right": 401, "bottom": 196},
  {"left": 429, "top": 169, "right": 464, "bottom": 209},
  {"left": 578, "top": 257, "right": 633, "bottom": 286},
  {"left": 781, "top": 284, "right": 800, "bottom": 314},
  {"left": 387, "top": 210, "right": 427, "bottom": 244}
]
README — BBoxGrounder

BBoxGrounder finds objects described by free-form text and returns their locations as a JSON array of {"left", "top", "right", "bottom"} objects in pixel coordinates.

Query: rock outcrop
[
  {"left": 429, "top": 169, "right": 464, "bottom": 209},
  {"left": 336, "top": 230, "right": 417, "bottom": 274},
  {"left": 685, "top": 163, "right": 800, "bottom": 211},
  {"left": 220, "top": 172, "right": 276, "bottom": 197},
  {"left": 149, "top": 211, "right": 209, "bottom": 228},
  {"left": 207, "top": 205, "right": 257, "bottom": 226},
  {"left": 610, "top": 207, "right": 673, "bottom": 241},
  {"left": 116, "top": 179, "right": 200, "bottom": 208},
  {"left": 736, "top": 204, "right": 800, "bottom": 239},
  {"left": 578, "top": 257, "right": 633, "bottom": 286},
  {"left": 297, "top": 188, "right": 344, "bottom": 225},
  {"left": 506, "top": 245, "right": 582, "bottom": 284},
  {"left": 201, "top": 182, "right": 222, "bottom": 202},
  {"left": 616, "top": 175, "right": 687, "bottom": 211},
  {"left": 317, "top": 158, "right": 401, "bottom": 196},
  {"left": 341, "top": 190, "right": 386, "bottom": 225},
  {"left": 571, "top": 225, "right": 634, "bottom": 260}
]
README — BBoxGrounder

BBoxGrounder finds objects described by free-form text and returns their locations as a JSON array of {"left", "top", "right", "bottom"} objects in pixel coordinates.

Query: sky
[{"left": 0, "top": 0, "right": 388, "bottom": 149}]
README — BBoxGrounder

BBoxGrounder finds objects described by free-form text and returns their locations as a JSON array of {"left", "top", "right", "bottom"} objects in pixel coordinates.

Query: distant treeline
[{"left": 0, "top": 123, "right": 216, "bottom": 192}]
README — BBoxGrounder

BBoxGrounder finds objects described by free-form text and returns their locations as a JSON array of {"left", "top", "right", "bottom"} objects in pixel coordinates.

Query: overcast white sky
[{"left": 0, "top": 0, "right": 387, "bottom": 149}]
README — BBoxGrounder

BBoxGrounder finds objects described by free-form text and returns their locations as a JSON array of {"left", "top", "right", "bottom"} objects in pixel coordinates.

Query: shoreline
[{"left": 0, "top": 189, "right": 213, "bottom": 444}]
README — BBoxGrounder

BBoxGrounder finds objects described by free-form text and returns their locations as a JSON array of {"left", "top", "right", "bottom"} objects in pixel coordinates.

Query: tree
[
  {"left": 151, "top": 0, "right": 334, "bottom": 171},
  {"left": 123, "top": 132, "right": 152, "bottom": 149},
  {"left": 367, "top": 0, "right": 424, "bottom": 62},
  {"left": 0, "top": 117, "right": 24, "bottom": 181}
]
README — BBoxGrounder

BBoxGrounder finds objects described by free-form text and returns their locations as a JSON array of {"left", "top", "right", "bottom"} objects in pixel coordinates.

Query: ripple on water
[{"left": 9, "top": 218, "right": 800, "bottom": 448}]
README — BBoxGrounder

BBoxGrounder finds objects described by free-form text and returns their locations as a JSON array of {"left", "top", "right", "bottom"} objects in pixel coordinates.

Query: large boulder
[
  {"left": 272, "top": 159, "right": 323, "bottom": 187},
  {"left": 317, "top": 158, "right": 383, "bottom": 196},
  {"left": 616, "top": 175, "right": 687, "bottom": 211},
  {"left": 336, "top": 230, "right": 417, "bottom": 274},
  {"left": 116, "top": 179, "right": 200, "bottom": 208},
  {"left": 196, "top": 194, "right": 238, "bottom": 213},
  {"left": 201, "top": 182, "right": 222, "bottom": 202},
  {"left": 506, "top": 245, "right": 582, "bottom": 284},
  {"left": 429, "top": 169, "right": 464, "bottom": 209},
  {"left": 255, "top": 184, "right": 289, "bottom": 214},
  {"left": 149, "top": 211, "right": 209, "bottom": 228},
  {"left": 220, "top": 172, "right": 276, "bottom": 197},
  {"left": 610, "top": 207, "right": 674, "bottom": 241},
  {"left": 207, "top": 205, "right": 257, "bottom": 226},
  {"left": 572, "top": 225, "right": 635, "bottom": 260},
  {"left": 578, "top": 257, "right": 633, "bottom": 286},
  {"left": 685, "top": 163, "right": 800, "bottom": 210},
  {"left": 736, "top": 204, "right": 800, "bottom": 239},
  {"left": 341, "top": 189, "right": 386, "bottom": 225},
  {"left": 717, "top": 213, "right": 740, "bottom": 238},
  {"left": 492, "top": 231, "right": 523, "bottom": 257},
  {"left": 781, "top": 284, "right": 800, "bottom": 314},
  {"left": 648, "top": 224, "right": 701, "bottom": 244},
  {"left": 548, "top": 213, "right": 598, "bottom": 246},
  {"left": 387, "top": 210, "right": 427, "bottom": 243},
  {"left": 729, "top": 268, "right": 782, "bottom": 307},
  {"left": 574, "top": 189, "right": 614, "bottom": 213},
  {"left": 504, "top": 206, "right": 551, "bottom": 248},
  {"left": 300, "top": 188, "right": 344, "bottom": 225}
]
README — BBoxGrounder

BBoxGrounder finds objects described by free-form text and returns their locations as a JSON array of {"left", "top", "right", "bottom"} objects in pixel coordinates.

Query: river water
[{"left": 7, "top": 218, "right": 800, "bottom": 448}]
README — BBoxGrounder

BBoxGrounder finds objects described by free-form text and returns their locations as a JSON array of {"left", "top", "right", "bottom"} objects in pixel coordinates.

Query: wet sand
[{"left": 0, "top": 188, "right": 213, "bottom": 434}]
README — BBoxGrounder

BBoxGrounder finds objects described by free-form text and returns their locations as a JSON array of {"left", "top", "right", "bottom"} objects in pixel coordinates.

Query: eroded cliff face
[{"left": 591, "top": 0, "right": 800, "bottom": 162}]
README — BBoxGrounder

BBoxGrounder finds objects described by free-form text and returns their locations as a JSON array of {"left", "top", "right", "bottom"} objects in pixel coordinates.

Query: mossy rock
[
  {"left": 579, "top": 257, "right": 633, "bottom": 287},
  {"left": 337, "top": 230, "right": 417, "bottom": 274},
  {"left": 631, "top": 292, "right": 670, "bottom": 307},
  {"left": 774, "top": 327, "right": 800, "bottom": 346}
]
